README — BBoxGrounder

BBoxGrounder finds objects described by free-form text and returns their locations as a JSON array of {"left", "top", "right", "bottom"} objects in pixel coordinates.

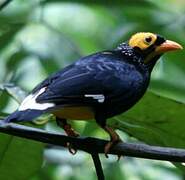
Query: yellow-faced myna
[{"left": 4, "top": 32, "right": 183, "bottom": 156}]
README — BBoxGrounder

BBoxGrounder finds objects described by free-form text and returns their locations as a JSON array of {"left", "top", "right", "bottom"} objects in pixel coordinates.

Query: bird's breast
[{"left": 53, "top": 106, "right": 95, "bottom": 120}]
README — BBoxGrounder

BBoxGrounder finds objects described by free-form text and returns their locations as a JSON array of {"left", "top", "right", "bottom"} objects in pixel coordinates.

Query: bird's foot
[
  {"left": 66, "top": 142, "right": 77, "bottom": 155},
  {"left": 102, "top": 125, "right": 122, "bottom": 159},
  {"left": 63, "top": 124, "right": 79, "bottom": 155},
  {"left": 104, "top": 138, "right": 122, "bottom": 159},
  {"left": 56, "top": 118, "right": 79, "bottom": 155}
]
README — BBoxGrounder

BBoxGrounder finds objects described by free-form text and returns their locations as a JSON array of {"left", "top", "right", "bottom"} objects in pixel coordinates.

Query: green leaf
[
  {"left": 0, "top": 112, "right": 9, "bottom": 119},
  {"left": 6, "top": 50, "right": 28, "bottom": 72},
  {"left": 0, "top": 91, "right": 9, "bottom": 111},
  {"left": 38, "top": 57, "right": 60, "bottom": 75},
  {"left": 0, "top": 83, "right": 43, "bottom": 180},
  {"left": 0, "top": 23, "right": 24, "bottom": 51},
  {"left": 0, "top": 84, "right": 27, "bottom": 103},
  {"left": 0, "top": 82, "right": 44, "bottom": 180},
  {"left": 0, "top": 133, "right": 43, "bottom": 180},
  {"left": 109, "top": 91, "right": 185, "bottom": 148},
  {"left": 109, "top": 91, "right": 185, "bottom": 171}
]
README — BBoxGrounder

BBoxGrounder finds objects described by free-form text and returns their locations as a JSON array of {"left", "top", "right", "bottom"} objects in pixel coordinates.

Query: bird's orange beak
[{"left": 156, "top": 40, "right": 183, "bottom": 54}]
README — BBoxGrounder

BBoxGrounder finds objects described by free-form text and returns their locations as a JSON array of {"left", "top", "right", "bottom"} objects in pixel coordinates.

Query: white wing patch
[
  {"left": 19, "top": 87, "right": 54, "bottom": 111},
  {"left": 85, "top": 94, "right": 105, "bottom": 103}
]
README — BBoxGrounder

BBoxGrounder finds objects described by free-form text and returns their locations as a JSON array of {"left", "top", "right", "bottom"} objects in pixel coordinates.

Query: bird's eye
[{"left": 144, "top": 36, "right": 152, "bottom": 44}]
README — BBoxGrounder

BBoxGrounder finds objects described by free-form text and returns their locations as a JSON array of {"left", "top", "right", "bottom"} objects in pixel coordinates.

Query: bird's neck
[
  {"left": 115, "top": 43, "right": 147, "bottom": 71},
  {"left": 115, "top": 43, "right": 161, "bottom": 74},
  {"left": 145, "top": 55, "right": 161, "bottom": 73}
]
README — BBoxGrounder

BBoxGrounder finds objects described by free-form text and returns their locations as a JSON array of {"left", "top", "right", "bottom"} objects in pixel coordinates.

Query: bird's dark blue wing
[{"left": 33, "top": 52, "right": 144, "bottom": 107}]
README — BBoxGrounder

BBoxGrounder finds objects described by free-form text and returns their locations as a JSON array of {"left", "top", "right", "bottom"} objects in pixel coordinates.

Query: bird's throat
[{"left": 145, "top": 54, "right": 161, "bottom": 72}]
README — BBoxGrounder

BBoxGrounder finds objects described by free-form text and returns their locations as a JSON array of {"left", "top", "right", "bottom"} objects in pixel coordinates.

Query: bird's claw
[
  {"left": 65, "top": 126, "right": 79, "bottom": 155},
  {"left": 59, "top": 123, "right": 79, "bottom": 155},
  {"left": 104, "top": 138, "right": 123, "bottom": 160},
  {"left": 67, "top": 142, "right": 77, "bottom": 155},
  {"left": 104, "top": 141, "right": 114, "bottom": 158}
]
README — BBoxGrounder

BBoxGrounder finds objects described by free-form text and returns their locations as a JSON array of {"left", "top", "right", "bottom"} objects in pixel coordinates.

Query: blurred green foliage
[{"left": 0, "top": 0, "right": 185, "bottom": 179}]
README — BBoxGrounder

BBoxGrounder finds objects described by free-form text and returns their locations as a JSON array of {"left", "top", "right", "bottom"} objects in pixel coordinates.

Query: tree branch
[
  {"left": 91, "top": 153, "right": 105, "bottom": 180},
  {"left": 0, "top": 121, "right": 184, "bottom": 162},
  {"left": 0, "top": 0, "right": 13, "bottom": 11}
]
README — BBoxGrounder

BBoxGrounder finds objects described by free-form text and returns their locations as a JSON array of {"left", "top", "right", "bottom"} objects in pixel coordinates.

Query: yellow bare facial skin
[{"left": 129, "top": 32, "right": 157, "bottom": 50}]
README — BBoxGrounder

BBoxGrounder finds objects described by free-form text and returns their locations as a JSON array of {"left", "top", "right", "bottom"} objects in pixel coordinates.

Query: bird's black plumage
[
  {"left": 5, "top": 43, "right": 153, "bottom": 124},
  {"left": 33, "top": 45, "right": 150, "bottom": 119}
]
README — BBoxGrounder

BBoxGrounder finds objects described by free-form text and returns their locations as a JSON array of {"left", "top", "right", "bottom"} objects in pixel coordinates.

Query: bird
[{"left": 4, "top": 32, "right": 183, "bottom": 157}]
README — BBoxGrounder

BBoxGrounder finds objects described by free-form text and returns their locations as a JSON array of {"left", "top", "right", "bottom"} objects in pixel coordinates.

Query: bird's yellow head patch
[
  {"left": 129, "top": 32, "right": 157, "bottom": 50},
  {"left": 128, "top": 32, "right": 183, "bottom": 64}
]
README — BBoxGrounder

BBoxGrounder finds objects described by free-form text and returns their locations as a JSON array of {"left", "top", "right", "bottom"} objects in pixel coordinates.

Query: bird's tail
[{"left": 3, "top": 109, "right": 44, "bottom": 123}]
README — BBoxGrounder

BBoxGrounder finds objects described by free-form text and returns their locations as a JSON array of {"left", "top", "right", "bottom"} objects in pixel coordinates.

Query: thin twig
[
  {"left": 0, "top": 122, "right": 185, "bottom": 162},
  {"left": 91, "top": 153, "right": 105, "bottom": 180},
  {"left": 0, "top": 0, "right": 13, "bottom": 11}
]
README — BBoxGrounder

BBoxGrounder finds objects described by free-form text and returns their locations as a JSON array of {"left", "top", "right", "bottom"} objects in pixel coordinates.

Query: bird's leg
[
  {"left": 56, "top": 118, "right": 79, "bottom": 154},
  {"left": 56, "top": 118, "right": 79, "bottom": 137},
  {"left": 103, "top": 126, "right": 122, "bottom": 158},
  {"left": 96, "top": 115, "right": 122, "bottom": 158}
]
